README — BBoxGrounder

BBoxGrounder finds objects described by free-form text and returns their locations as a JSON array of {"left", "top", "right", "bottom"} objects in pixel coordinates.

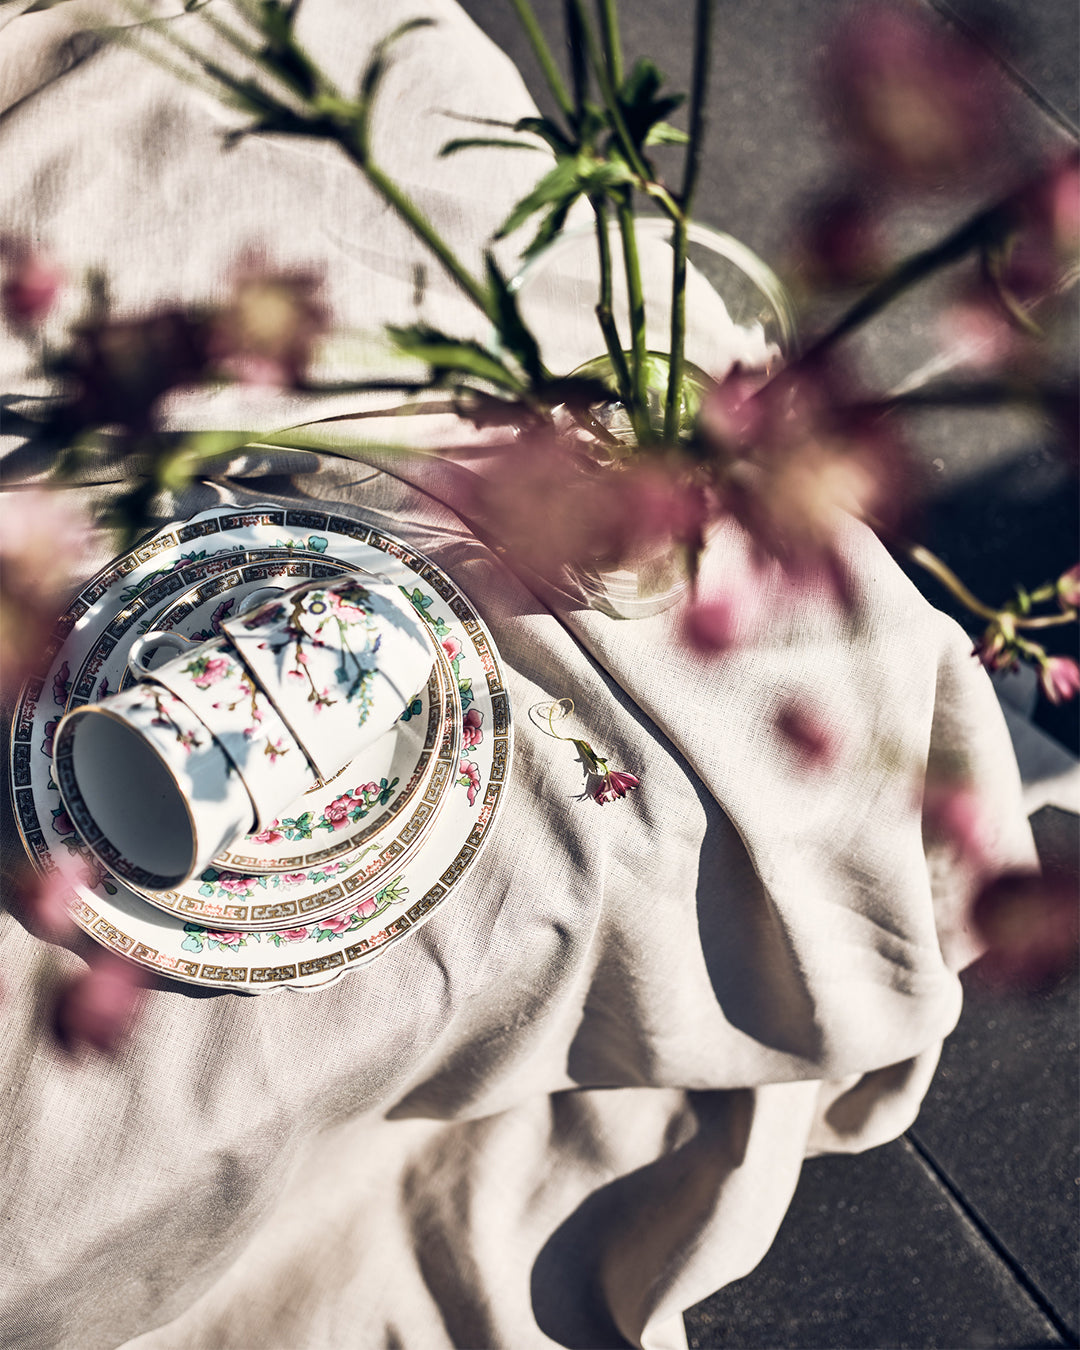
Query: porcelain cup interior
[{"left": 53, "top": 684, "right": 256, "bottom": 890}]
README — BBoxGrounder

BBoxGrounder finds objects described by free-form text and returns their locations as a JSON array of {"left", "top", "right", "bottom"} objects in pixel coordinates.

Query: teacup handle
[
  {"left": 127, "top": 631, "right": 200, "bottom": 678},
  {"left": 234, "top": 585, "right": 285, "bottom": 617}
]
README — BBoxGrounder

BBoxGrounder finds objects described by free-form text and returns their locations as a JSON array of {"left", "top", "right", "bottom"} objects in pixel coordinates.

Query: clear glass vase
[{"left": 509, "top": 217, "right": 797, "bottom": 618}]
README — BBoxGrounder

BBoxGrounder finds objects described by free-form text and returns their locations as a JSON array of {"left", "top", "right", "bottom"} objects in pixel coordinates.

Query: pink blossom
[
  {"left": 462, "top": 708, "right": 484, "bottom": 749},
  {"left": 209, "top": 258, "right": 328, "bottom": 388},
  {"left": 823, "top": 3, "right": 1006, "bottom": 187},
  {"left": 970, "top": 868, "right": 1079, "bottom": 991},
  {"left": 354, "top": 896, "right": 378, "bottom": 919},
  {"left": 459, "top": 758, "right": 481, "bottom": 806},
  {"left": 1056, "top": 564, "right": 1080, "bottom": 611},
  {"left": 251, "top": 824, "right": 284, "bottom": 845},
  {"left": 281, "top": 928, "right": 309, "bottom": 942},
  {"left": 0, "top": 490, "right": 95, "bottom": 695},
  {"left": 592, "top": 769, "right": 640, "bottom": 804},
  {"left": 796, "top": 190, "right": 884, "bottom": 287},
  {"left": 682, "top": 596, "right": 738, "bottom": 654},
  {"left": 360, "top": 782, "right": 379, "bottom": 796},
  {"left": 324, "top": 794, "right": 355, "bottom": 830},
  {"left": 190, "top": 656, "right": 230, "bottom": 688},
  {"left": 703, "top": 361, "right": 905, "bottom": 604},
  {"left": 0, "top": 238, "right": 63, "bottom": 326},
  {"left": 972, "top": 617, "right": 1018, "bottom": 674},
  {"left": 14, "top": 863, "right": 82, "bottom": 942},
  {"left": 318, "top": 913, "right": 352, "bottom": 933},
  {"left": 775, "top": 701, "right": 838, "bottom": 770},
  {"left": 1038, "top": 656, "right": 1080, "bottom": 705},
  {"left": 205, "top": 928, "right": 244, "bottom": 944},
  {"left": 281, "top": 873, "right": 309, "bottom": 886},
  {"left": 52, "top": 954, "right": 147, "bottom": 1055},
  {"left": 441, "top": 636, "right": 462, "bottom": 662},
  {"left": 921, "top": 779, "right": 986, "bottom": 869},
  {"left": 215, "top": 875, "right": 253, "bottom": 894}
]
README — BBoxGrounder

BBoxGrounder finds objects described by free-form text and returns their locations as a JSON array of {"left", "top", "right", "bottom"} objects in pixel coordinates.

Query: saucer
[{"left": 11, "top": 503, "right": 511, "bottom": 990}]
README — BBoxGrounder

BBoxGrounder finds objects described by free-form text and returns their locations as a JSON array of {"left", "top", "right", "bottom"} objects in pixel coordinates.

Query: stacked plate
[{"left": 9, "top": 504, "right": 513, "bottom": 992}]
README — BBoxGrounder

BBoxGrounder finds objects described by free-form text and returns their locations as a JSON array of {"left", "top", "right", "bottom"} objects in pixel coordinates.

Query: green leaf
[
  {"left": 520, "top": 196, "right": 575, "bottom": 262},
  {"left": 439, "top": 137, "right": 548, "bottom": 158},
  {"left": 386, "top": 324, "right": 524, "bottom": 392},
  {"left": 484, "top": 252, "right": 543, "bottom": 381},
  {"left": 359, "top": 18, "right": 435, "bottom": 107},
  {"left": 513, "top": 116, "right": 574, "bottom": 156},
  {"left": 644, "top": 121, "right": 689, "bottom": 147},
  {"left": 494, "top": 158, "right": 579, "bottom": 240}
]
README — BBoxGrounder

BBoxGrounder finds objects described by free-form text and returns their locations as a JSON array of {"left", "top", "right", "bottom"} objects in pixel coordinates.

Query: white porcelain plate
[{"left": 10, "top": 504, "right": 512, "bottom": 990}]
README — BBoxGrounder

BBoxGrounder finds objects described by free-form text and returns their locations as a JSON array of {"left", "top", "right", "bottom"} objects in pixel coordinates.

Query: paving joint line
[{"left": 904, "top": 1130, "right": 1079, "bottom": 1348}]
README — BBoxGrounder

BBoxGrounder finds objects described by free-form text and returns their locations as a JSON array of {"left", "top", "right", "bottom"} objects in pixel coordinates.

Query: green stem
[
  {"left": 616, "top": 197, "right": 651, "bottom": 441},
  {"left": 346, "top": 149, "right": 494, "bottom": 322},
  {"left": 567, "top": 0, "right": 651, "bottom": 182},
  {"left": 799, "top": 199, "right": 1013, "bottom": 364},
  {"left": 663, "top": 0, "right": 713, "bottom": 440},
  {"left": 597, "top": 0, "right": 623, "bottom": 89},
  {"left": 664, "top": 217, "right": 688, "bottom": 441},
  {"left": 507, "top": 0, "right": 575, "bottom": 123},
  {"left": 590, "top": 197, "right": 634, "bottom": 408}
]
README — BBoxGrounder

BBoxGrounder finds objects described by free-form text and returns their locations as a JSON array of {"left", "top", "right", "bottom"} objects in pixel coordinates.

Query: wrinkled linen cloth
[{"left": 0, "top": 3, "right": 1036, "bottom": 1348}]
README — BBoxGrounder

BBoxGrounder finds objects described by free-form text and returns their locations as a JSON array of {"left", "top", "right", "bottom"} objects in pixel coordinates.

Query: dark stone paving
[{"left": 458, "top": 2, "right": 1080, "bottom": 1345}]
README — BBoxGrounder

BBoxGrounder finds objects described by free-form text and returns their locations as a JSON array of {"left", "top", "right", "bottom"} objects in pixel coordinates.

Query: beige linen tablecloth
[{"left": 0, "top": 3, "right": 1036, "bottom": 1348}]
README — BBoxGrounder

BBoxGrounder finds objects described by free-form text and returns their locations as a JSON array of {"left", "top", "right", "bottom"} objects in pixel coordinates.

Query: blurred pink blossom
[
  {"left": 52, "top": 953, "right": 147, "bottom": 1055},
  {"left": 1038, "top": 656, "right": 1080, "bottom": 705},
  {"left": 702, "top": 362, "right": 906, "bottom": 603},
  {"left": 796, "top": 190, "right": 885, "bottom": 288},
  {"left": 1055, "top": 564, "right": 1080, "bottom": 611},
  {"left": 0, "top": 238, "right": 63, "bottom": 326},
  {"left": 682, "top": 595, "right": 738, "bottom": 654},
  {"left": 775, "top": 701, "right": 838, "bottom": 770},
  {"left": 823, "top": 3, "right": 1005, "bottom": 187},
  {"left": 970, "top": 868, "right": 1079, "bottom": 991},
  {"left": 210, "top": 259, "right": 327, "bottom": 387},
  {"left": 0, "top": 489, "right": 95, "bottom": 695},
  {"left": 921, "top": 778, "right": 987, "bottom": 870}
]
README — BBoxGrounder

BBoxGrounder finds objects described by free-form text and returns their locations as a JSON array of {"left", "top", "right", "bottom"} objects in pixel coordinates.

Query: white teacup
[
  {"left": 126, "top": 629, "right": 314, "bottom": 832},
  {"left": 53, "top": 682, "right": 256, "bottom": 891},
  {"left": 220, "top": 576, "right": 435, "bottom": 781}
]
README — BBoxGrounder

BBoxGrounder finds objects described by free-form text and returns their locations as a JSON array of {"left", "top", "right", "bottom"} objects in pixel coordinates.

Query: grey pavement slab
[
  {"left": 911, "top": 970, "right": 1080, "bottom": 1342},
  {"left": 682, "top": 1138, "right": 1066, "bottom": 1349}
]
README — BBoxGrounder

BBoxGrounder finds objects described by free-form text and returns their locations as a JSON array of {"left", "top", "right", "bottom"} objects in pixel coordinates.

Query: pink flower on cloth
[{"left": 592, "top": 769, "right": 640, "bottom": 805}]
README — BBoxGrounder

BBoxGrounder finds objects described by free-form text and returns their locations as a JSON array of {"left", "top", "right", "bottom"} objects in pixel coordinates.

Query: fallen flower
[
  {"left": 775, "top": 700, "right": 839, "bottom": 770},
  {"left": 592, "top": 768, "right": 641, "bottom": 804},
  {"left": 0, "top": 237, "right": 63, "bottom": 327}
]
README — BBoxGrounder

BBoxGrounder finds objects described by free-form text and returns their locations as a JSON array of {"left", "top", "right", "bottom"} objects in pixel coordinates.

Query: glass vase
[{"left": 509, "top": 216, "right": 797, "bottom": 618}]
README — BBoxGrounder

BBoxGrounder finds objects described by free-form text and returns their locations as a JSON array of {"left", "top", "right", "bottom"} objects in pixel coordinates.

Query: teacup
[
  {"left": 220, "top": 575, "right": 435, "bottom": 781},
  {"left": 127, "top": 629, "right": 313, "bottom": 832},
  {"left": 53, "top": 681, "right": 256, "bottom": 891}
]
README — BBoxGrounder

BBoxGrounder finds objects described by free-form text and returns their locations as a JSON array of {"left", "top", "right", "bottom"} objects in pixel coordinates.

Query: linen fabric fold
[{"left": 0, "top": 3, "right": 1036, "bottom": 1349}]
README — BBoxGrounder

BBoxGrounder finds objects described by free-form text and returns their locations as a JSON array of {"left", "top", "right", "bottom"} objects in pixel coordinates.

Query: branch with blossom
[{"left": 541, "top": 698, "right": 640, "bottom": 804}]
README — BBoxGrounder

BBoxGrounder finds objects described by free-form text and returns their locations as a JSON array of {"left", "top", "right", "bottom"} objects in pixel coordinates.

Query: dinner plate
[
  {"left": 11, "top": 503, "right": 512, "bottom": 990},
  {"left": 72, "top": 550, "right": 454, "bottom": 876}
]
